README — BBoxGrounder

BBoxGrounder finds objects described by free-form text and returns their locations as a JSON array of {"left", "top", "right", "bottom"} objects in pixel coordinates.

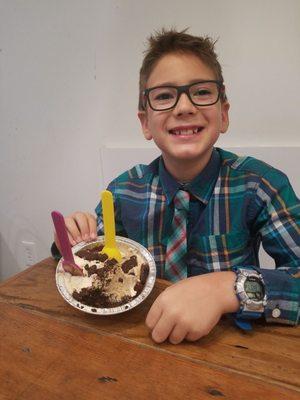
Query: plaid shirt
[{"left": 95, "top": 148, "right": 300, "bottom": 326}]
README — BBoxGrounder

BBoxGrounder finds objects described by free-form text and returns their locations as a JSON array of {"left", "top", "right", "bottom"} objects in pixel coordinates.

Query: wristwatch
[{"left": 233, "top": 267, "right": 267, "bottom": 329}]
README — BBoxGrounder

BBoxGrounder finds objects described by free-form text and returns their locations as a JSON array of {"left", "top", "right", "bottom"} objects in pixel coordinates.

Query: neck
[{"left": 163, "top": 149, "right": 213, "bottom": 182}]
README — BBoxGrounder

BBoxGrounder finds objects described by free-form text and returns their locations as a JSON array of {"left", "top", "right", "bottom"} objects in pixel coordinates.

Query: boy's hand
[
  {"left": 146, "top": 271, "right": 239, "bottom": 344},
  {"left": 54, "top": 211, "right": 97, "bottom": 251}
]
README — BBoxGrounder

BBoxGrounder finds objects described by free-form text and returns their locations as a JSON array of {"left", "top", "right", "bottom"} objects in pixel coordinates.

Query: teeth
[{"left": 171, "top": 128, "right": 200, "bottom": 135}]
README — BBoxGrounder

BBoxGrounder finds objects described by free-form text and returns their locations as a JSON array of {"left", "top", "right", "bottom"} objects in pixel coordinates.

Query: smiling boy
[
  {"left": 138, "top": 51, "right": 229, "bottom": 182},
  {"left": 53, "top": 29, "right": 300, "bottom": 343}
]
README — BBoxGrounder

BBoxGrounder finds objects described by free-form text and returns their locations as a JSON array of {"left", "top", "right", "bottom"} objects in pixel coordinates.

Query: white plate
[{"left": 55, "top": 236, "right": 156, "bottom": 315}]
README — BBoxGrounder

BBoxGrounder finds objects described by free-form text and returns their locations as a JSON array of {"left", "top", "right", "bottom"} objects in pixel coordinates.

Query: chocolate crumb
[
  {"left": 85, "top": 264, "right": 98, "bottom": 276},
  {"left": 134, "top": 282, "right": 143, "bottom": 296},
  {"left": 140, "top": 263, "right": 149, "bottom": 285},
  {"left": 121, "top": 255, "right": 137, "bottom": 273},
  {"left": 104, "top": 258, "right": 118, "bottom": 267},
  {"left": 93, "top": 253, "right": 108, "bottom": 262},
  {"left": 81, "top": 252, "right": 100, "bottom": 261},
  {"left": 92, "top": 244, "right": 104, "bottom": 252},
  {"left": 96, "top": 265, "right": 111, "bottom": 279},
  {"left": 73, "top": 287, "right": 132, "bottom": 308},
  {"left": 75, "top": 249, "right": 91, "bottom": 258},
  {"left": 118, "top": 277, "right": 124, "bottom": 283}
]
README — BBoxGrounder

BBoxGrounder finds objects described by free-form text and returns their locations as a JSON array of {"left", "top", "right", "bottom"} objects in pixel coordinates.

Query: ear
[
  {"left": 138, "top": 111, "right": 153, "bottom": 140},
  {"left": 220, "top": 101, "right": 230, "bottom": 134}
]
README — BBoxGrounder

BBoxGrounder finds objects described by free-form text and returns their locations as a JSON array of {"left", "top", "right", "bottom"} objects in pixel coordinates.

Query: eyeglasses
[{"left": 142, "top": 80, "right": 223, "bottom": 111}]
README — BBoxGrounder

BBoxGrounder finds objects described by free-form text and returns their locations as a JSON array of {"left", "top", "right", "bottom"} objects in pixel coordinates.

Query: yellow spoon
[{"left": 101, "top": 190, "right": 122, "bottom": 263}]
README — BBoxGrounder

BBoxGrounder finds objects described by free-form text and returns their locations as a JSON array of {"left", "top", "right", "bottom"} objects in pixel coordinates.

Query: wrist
[{"left": 216, "top": 271, "right": 240, "bottom": 314}]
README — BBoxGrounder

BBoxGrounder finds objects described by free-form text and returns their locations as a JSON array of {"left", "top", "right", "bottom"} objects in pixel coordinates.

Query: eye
[
  {"left": 192, "top": 88, "right": 212, "bottom": 97},
  {"left": 153, "top": 91, "right": 175, "bottom": 101}
]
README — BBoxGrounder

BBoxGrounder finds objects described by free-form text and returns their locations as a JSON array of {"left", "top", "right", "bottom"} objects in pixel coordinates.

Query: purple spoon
[{"left": 51, "top": 211, "right": 82, "bottom": 275}]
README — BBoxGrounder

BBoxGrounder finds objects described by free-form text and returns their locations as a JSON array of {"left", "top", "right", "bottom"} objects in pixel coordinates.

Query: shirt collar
[{"left": 159, "top": 149, "right": 220, "bottom": 205}]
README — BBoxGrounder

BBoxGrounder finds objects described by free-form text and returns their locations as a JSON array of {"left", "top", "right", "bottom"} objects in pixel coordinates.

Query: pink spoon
[{"left": 51, "top": 211, "right": 83, "bottom": 275}]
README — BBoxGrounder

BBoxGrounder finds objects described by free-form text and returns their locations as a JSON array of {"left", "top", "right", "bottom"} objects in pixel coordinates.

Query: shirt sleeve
[
  {"left": 251, "top": 169, "right": 300, "bottom": 325},
  {"left": 51, "top": 241, "right": 61, "bottom": 261},
  {"left": 95, "top": 181, "right": 128, "bottom": 237}
]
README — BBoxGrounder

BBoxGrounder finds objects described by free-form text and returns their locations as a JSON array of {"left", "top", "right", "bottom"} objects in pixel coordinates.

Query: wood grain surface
[{"left": 0, "top": 258, "right": 299, "bottom": 400}]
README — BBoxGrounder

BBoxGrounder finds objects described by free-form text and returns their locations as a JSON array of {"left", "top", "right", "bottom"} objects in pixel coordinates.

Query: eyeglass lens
[{"left": 148, "top": 81, "right": 219, "bottom": 110}]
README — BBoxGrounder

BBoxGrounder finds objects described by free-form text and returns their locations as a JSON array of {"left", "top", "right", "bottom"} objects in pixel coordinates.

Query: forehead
[{"left": 147, "top": 52, "right": 216, "bottom": 88}]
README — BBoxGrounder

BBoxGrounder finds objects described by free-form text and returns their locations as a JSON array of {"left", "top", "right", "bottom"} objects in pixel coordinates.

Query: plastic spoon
[
  {"left": 101, "top": 190, "right": 122, "bottom": 262},
  {"left": 51, "top": 211, "right": 83, "bottom": 275}
]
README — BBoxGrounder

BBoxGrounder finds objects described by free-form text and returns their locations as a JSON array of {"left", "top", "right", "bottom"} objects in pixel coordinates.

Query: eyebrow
[{"left": 147, "top": 78, "right": 216, "bottom": 88}]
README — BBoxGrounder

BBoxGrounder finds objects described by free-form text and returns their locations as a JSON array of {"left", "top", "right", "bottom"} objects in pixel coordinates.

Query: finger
[
  {"left": 68, "top": 232, "right": 77, "bottom": 246},
  {"left": 169, "top": 323, "right": 188, "bottom": 345},
  {"left": 185, "top": 328, "right": 208, "bottom": 342},
  {"left": 185, "top": 332, "right": 201, "bottom": 342},
  {"left": 86, "top": 213, "right": 97, "bottom": 240},
  {"left": 72, "top": 213, "right": 90, "bottom": 242},
  {"left": 65, "top": 216, "right": 83, "bottom": 243},
  {"left": 151, "top": 312, "right": 176, "bottom": 344},
  {"left": 145, "top": 299, "right": 163, "bottom": 330},
  {"left": 62, "top": 262, "right": 83, "bottom": 276}
]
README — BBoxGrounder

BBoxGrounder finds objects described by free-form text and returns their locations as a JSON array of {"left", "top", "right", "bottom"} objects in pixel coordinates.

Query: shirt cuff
[{"left": 259, "top": 268, "right": 300, "bottom": 326}]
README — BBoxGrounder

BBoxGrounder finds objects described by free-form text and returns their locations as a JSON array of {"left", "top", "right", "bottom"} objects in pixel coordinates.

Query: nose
[{"left": 173, "top": 92, "right": 197, "bottom": 116}]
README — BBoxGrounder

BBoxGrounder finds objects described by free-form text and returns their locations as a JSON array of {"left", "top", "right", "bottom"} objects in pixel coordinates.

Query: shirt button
[{"left": 272, "top": 308, "right": 281, "bottom": 318}]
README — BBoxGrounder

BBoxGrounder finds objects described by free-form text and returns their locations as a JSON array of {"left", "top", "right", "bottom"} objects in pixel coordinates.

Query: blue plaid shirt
[{"left": 96, "top": 148, "right": 300, "bottom": 325}]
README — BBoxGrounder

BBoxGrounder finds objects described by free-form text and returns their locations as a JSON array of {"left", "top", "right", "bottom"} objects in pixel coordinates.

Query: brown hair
[{"left": 138, "top": 28, "right": 227, "bottom": 110}]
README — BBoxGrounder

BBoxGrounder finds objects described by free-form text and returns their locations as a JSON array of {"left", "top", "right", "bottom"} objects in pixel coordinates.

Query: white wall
[{"left": 1, "top": 0, "right": 300, "bottom": 280}]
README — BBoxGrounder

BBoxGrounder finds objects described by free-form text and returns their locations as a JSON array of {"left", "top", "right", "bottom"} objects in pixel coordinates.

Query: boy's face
[{"left": 138, "top": 52, "right": 229, "bottom": 170}]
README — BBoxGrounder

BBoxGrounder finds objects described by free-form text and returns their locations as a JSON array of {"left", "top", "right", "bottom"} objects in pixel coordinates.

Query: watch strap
[
  {"left": 234, "top": 318, "right": 252, "bottom": 331},
  {"left": 235, "top": 310, "right": 263, "bottom": 319}
]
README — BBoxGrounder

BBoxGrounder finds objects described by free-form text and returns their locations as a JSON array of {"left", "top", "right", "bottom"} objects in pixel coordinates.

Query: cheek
[
  {"left": 207, "top": 108, "right": 223, "bottom": 129},
  {"left": 148, "top": 113, "right": 167, "bottom": 132}
]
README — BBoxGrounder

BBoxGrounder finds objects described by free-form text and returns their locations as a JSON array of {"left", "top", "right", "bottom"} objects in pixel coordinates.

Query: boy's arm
[{"left": 248, "top": 169, "right": 300, "bottom": 325}]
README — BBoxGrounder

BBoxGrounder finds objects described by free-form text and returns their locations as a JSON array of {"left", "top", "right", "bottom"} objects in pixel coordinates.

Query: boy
[{"left": 53, "top": 29, "right": 300, "bottom": 344}]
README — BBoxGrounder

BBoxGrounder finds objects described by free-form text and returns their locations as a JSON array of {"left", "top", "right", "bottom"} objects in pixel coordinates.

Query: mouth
[{"left": 168, "top": 126, "right": 204, "bottom": 136}]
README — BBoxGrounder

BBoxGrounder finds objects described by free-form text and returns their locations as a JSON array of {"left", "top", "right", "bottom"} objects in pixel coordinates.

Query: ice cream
[{"left": 62, "top": 240, "right": 150, "bottom": 308}]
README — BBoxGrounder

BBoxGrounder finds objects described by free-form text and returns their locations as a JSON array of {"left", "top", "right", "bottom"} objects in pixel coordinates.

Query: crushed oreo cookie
[
  {"left": 104, "top": 258, "right": 118, "bottom": 268},
  {"left": 133, "top": 282, "right": 144, "bottom": 296},
  {"left": 72, "top": 242, "right": 150, "bottom": 309},
  {"left": 73, "top": 287, "right": 132, "bottom": 308},
  {"left": 75, "top": 244, "right": 105, "bottom": 261},
  {"left": 140, "top": 263, "right": 149, "bottom": 285},
  {"left": 121, "top": 256, "right": 138, "bottom": 273},
  {"left": 85, "top": 264, "right": 98, "bottom": 276}
]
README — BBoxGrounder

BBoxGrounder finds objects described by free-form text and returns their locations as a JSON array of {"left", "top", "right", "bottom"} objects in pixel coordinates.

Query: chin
[{"left": 175, "top": 147, "right": 210, "bottom": 160}]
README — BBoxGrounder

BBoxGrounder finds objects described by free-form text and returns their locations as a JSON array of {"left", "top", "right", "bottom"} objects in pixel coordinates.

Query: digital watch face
[{"left": 245, "top": 276, "right": 265, "bottom": 301}]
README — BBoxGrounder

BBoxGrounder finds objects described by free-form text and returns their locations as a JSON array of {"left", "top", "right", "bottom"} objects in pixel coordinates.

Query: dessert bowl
[{"left": 56, "top": 236, "right": 156, "bottom": 315}]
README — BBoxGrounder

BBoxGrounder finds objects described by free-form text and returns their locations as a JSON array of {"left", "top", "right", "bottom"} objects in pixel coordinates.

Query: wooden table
[{"left": 0, "top": 258, "right": 299, "bottom": 400}]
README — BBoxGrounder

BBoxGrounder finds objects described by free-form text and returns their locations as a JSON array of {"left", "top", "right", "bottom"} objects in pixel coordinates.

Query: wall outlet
[{"left": 21, "top": 240, "right": 37, "bottom": 266}]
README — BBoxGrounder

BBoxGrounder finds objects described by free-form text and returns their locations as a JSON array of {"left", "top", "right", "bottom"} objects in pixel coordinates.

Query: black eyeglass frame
[{"left": 142, "top": 80, "right": 224, "bottom": 111}]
